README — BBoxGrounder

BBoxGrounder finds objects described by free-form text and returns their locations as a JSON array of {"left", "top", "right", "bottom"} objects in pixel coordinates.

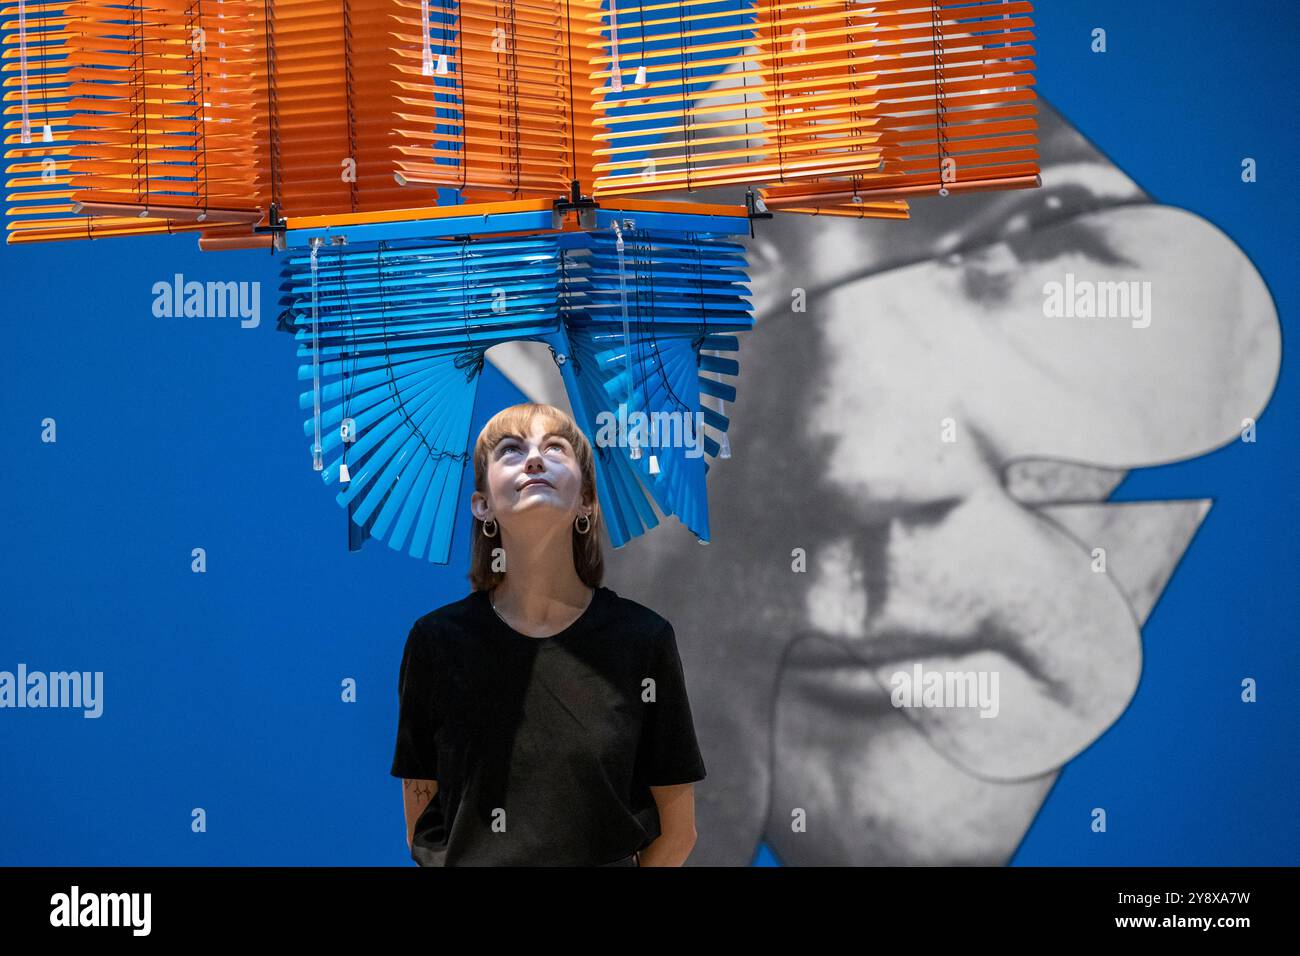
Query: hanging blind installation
[
  {"left": 562, "top": 226, "right": 751, "bottom": 544},
  {"left": 583, "top": 0, "right": 769, "bottom": 196},
  {"left": 265, "top": 0, "right": 440, "bottom": 218},
  {"left": 64, "top": 0, "right": 265, "bottom": 220},
  {"left": 391, "top": 0, "right": 599, "bottom": 200},
  {"left": 279, "top": 234, "right": 564, "bottom": 561},
  {"left": 4, "top": 0, "right": 266, "bottom": 242},
  {"left": 758, "top": 0, "right": 1039, "bottom": 214},
  {"left": 584, "top": 0, "right": 1037, "bottom": 211},
  {"left": 278, "top": 223, "right": 751, "bottom": 560},
  {"left": 4, "top": 0, "right": 83, "bottom": 243}
]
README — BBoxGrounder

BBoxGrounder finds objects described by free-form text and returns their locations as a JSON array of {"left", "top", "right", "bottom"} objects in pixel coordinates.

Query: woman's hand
[{"left": 638, "top": 783, "right": 698, "bottom": 866}]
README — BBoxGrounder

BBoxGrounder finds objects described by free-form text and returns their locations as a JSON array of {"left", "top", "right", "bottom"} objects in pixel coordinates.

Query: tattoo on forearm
[{"left": 404, "top": 779, "right": 435, "bottom": 802}]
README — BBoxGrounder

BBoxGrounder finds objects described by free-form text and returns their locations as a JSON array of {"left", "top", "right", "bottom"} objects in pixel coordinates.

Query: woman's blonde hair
[{"left": 468, "top": 402, "right": 605, "bottom": 592}]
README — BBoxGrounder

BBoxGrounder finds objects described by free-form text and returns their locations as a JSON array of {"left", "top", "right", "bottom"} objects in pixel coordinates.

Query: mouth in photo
[{"left": 786, "top": 624, "right": 1051, "bottom": 714}]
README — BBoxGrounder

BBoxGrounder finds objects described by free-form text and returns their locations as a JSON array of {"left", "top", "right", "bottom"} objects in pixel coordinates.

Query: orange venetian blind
[
  {"left": 747, "top": 0, "right": 908, "bottom": 219},
  {"left": 391, "top": 0, "right": 597, "bottom": 200},
  {"left": 4, "top": 0, "right": 267, "bottom": 243},
  {"left": 265, "top": 0, "right": 438, "bottom": 218},
  {"left": 583, "top": 0, "right": 774, "bottom": 196},
  {"left": 758, "top": 0, "right": 1039, "bottom": 215},
  {"left": 65, "top": 0, "right": 265, "bottom": 222},
  {"left": 582, "top": 0, "right": 1037, "bottom": 215},
  {"left": 581, "top": 0, "right": 917, "bottom": 214}
]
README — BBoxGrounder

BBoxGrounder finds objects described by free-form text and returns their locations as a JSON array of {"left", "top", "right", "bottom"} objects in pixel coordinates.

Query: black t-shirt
[{"left": 389, "top": 584, "right": 707, "bottom": 866}]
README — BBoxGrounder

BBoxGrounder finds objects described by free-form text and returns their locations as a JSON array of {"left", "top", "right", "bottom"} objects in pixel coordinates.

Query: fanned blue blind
[
  {"left": 279, "top": 225, "right": 752, "bottom": 562},
  {"left": 560, "top": 229, "right": 750, "bottom": 545}
]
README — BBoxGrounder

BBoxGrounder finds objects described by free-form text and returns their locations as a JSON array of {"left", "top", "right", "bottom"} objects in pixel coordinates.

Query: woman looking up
[{"left": 391, "top": 401, "right": 707, "bottom": 866}]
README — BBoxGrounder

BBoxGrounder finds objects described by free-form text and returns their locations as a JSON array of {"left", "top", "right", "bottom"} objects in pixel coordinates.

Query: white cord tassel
[
  {"left": 421, "top": 0, "right": 434, "bottom": 75},
  {"left": 608, "top": 0, "right": 624, "bottom": 92},
  {"left": 719, "top": 398, "right": 731, "bottom": 459}
]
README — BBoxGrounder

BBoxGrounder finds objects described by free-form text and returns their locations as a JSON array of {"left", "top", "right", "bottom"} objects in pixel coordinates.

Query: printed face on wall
[{"left": 487, "top": 99, "right": 1281, "bottom": 865}]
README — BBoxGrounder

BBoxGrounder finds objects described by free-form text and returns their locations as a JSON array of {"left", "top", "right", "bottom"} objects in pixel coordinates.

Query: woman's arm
[
  {"left": 638, "top": 783, "right": 698, "bottom": 866},
  {"left": 401, "top": 778, "right": 438, "bottom": 849}
]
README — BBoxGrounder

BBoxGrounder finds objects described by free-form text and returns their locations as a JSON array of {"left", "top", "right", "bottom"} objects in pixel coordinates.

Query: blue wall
[{"left": 1, "top": 1, "right": 1295, "bottom": 865}]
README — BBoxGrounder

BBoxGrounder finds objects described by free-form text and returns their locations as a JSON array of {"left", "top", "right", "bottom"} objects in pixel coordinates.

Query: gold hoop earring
[
  {"left": 575, "top": 513, "right": 591, "bottom": 535},
  {"left": 482, "top": 517, "right": 498, "bottom": 537}
]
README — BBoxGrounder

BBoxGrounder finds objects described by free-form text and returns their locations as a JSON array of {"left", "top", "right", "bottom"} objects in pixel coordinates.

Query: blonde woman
[{"left": 390, "top": 401, "right": 706, "bottom": 866}]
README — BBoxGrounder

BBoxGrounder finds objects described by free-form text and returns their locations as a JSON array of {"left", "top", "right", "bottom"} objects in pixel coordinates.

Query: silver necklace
[{"left": 490, "top": 589, "right": 594, "bottom": 631}]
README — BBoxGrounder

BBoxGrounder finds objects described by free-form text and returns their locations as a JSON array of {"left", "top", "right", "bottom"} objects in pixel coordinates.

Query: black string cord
[
  {"left": 505, "top": 0, "right": 522, "bottom": 197},
  {"left": 452, "top": 6, "right": 467, "bottom": 191},
  {"left": 562, "top": 0, "right": 579, "bottom": 181},
  {"left": 691, "top": 236, "right": 709, "bottom": 364},
  {"left": 191, "top": 0, "right": 209, "bottom": 218},
  {"left": 262, "top": 0, "right": 281, "bottom": 214},
  {"left": 342, "top": 0, "right": 359, "bottom": 213},
  {"left": 336, "top": 245, "right": 360, "bottom": 466},
  {"left": 629, "top": 229, "right": 690, "bottom": 417},
  {"left": 842, "top": 0, "right": 863, "bottom": 202},
  {"left": 369, "top": 242, "right": 470, "bottom": 465},
  {"left": 929, "top": 0, "right": 952, "bottom": 187},
  {"left": 132, "top": 0, "right": 149, "bottom": 206}
]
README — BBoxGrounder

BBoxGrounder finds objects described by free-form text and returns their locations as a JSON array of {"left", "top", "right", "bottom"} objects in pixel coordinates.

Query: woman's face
[{"left": 477, "top": 419, "right": 589, "bottom": 532}]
